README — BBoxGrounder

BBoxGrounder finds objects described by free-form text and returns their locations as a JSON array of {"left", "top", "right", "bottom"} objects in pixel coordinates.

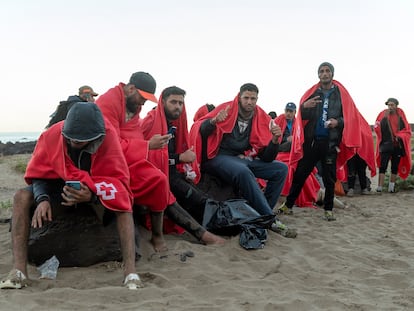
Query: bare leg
[
  {"left": 165, "top": 202, "right": 225, "bottom": 245},
  {"left": 390, "top": 173, "right": 397, "bottom": 183},
  {"left": 11, "top": 189, "right": 34, "bottom": 277},
  {"left": 115, "top": 212, "right": 136, "bottom": 277},
  {"left": 150, "top": 211, "right": 168, "bottom": 252},
  {"left": 378, "top": 173, "right": 385, "bottom": 188}
]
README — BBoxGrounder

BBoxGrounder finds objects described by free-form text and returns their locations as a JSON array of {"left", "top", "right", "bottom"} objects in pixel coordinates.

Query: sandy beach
[{"left": 1, "top": 154, "right": 414, "bottom": 310}]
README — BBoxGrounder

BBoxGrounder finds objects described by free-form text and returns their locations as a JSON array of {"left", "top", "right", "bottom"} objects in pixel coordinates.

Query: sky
[{"left": 1, "top": 0, "right": 413, "bottom": 132}]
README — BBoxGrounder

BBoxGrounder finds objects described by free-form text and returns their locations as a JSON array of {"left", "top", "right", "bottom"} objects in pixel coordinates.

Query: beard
[
  {"left": 126, "top": 95, "right": 140, "bottom": 115},
  {"left": 165, "top": 109, "right": 180, "bottom": 120}
]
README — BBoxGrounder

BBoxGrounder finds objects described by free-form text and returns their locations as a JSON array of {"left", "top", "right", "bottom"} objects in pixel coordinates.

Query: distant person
[
  {"left": 374, "top": 98, "right": 412, "bottom": 193},
  {"left": 193, "top": 103, "right": 215, "bottom": 122},
  {"left": 268, "top": 111, "right": 277, "bottom": 119},
  {"left": 346, "top": 111, "right": 377, "bottom": 196},
  {"left": 190, "top": 83, "right": 296, "bottom": 238},
  {"left": 274, "top": 102, "right": 320, "bottom": 208},
  {"left": 278, "top": 62, "right": 364, "bottom": 221},
  {"left": 96, "top": 72, "right": 224, "bottom": 247},
  {"left": 46, "top": 85, "right": 99, "bottom": 128},
  {"left": 346, "top": 154, "right": 369, "bottom": 196},
  {"left": 0, "top": 102, "right": 141, "bottom": 290}
]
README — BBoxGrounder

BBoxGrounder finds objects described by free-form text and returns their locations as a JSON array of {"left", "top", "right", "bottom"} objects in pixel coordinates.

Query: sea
[{"left": 0, "top": 132, "right": 41, "bottom": 144}]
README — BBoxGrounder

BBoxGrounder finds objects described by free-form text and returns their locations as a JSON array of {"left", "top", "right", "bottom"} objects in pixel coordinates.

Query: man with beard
[
  {"left": 190, "top": 83, "right": 296, "bottom": 238},
  {"left": 96, "top": 73, "right": 224, "bottom": 249},
  {"left": 278, "top": 62, "right": 364, "bottom": 221},
  {"left": 141, "top": 86, "right": 209, "bottom": 223}
]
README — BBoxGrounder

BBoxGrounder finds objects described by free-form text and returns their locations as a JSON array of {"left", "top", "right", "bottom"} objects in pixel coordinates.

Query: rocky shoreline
[{"left": 0, "top": 141, "right": 36, "bottom": 156}]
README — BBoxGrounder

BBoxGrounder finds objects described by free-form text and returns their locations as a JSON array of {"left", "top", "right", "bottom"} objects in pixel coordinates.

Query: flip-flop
[{"left": 0, "top": 269, "right": 27, "bottom": 289}]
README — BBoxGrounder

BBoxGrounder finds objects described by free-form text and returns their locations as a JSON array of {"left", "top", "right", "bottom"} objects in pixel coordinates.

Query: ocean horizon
[{"left": 0, "top": 131, "right": 40, "bottom": 144}]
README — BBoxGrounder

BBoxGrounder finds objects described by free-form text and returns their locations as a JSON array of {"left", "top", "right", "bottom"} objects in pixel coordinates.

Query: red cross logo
[{"left": 95, "top": 182, "right": 117, "bottom": 200}]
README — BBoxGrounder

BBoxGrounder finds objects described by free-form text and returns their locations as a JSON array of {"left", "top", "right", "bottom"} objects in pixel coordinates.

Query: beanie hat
[
  {"left": 62, "top": 102, "right": 105, "bottom": 142},
  {"left": 318, "top": 62, "right": 334, "bottom": 76}
]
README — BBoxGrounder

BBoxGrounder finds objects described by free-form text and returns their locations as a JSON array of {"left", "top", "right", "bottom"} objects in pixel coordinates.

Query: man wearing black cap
[
  {"left": 96, "top": 73, "right": 225, "bottom": 249},
  {"left": 278, "top": 62, "right": 364, "bottom": 221},
  {"left": 0, "top": 102, "right": 141, "bottom": 290}
]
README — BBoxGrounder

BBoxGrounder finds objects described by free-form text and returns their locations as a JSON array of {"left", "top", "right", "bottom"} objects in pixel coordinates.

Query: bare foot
[
  {"left": 201, "top": 231, "right": 226, "bottom": 245},
  {"left": 151, "top": 235, "right": 168, "bottom": 252}
]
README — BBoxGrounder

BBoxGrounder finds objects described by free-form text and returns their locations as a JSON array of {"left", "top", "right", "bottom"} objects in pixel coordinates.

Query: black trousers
[
  {"left": 169, "top": 170, "right": 209, "bottom": 224},
  {"left": 347, "top": 154, "right": 367, "bottom": 190},
  {"left": 286, "top": 139, "right": 337, "bottom": 211}
]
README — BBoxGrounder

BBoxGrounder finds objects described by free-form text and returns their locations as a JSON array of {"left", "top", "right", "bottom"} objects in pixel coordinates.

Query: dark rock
[
  {"left": 28, "top": 206, "right": 141, "bottom": 267},
  {"left": 0, "top": 141, "right": 36, "bottom": 156},
  {"left": 197, "top": 173, "right": 240, "bottom": 201}
]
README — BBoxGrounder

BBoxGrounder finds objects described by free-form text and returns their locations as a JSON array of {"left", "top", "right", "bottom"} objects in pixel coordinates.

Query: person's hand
[
  {"left": 303, "top": 96, "right": 322, "bottom": 108},
  {"left": 270, "top": 121, "right": 282, "bottom": 143},
  {"left": 149, "top": 134, "right": 172, "bottom": 150},
  {"left": 179, "top": 146, "right": 196, "bottom": 163},
  {"left": 326, "top": 118, "right": 338, "bottom": 128},
  {"left": 32, "top": 201, "right": 52, "bottom": 228},
  {"left": 210, "top": 105, "right": 230, "bottom": 125},
  {"left": 61, "top": 182, "right": 92, "bottom": 206},
  {"left": 287, "top": 135, "right": 293, "bottom": 142}
]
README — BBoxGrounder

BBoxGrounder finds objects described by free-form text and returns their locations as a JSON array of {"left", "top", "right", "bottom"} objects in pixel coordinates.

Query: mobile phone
[
  {"left": 65, "top": 181, "right": 81, "bottom": 190},
  {"left": 167, "top": 126, "right": 177, "bottom": 136}
]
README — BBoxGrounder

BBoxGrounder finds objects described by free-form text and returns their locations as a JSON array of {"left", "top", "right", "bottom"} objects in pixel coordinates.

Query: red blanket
[
  {"left": 25, "top": 121, "right": 132, "bottom": 212},
  {"left": 374, "top": 108, "right": 412, "bottom": 179},
  {"left": 190, "top": 94, "right": 273, "bottom": 165},
  {"left": 289, "top": 80, "right": 371, "bottom": 183},
  {"left": 141, "top": 92, "right": 201, "bottom": 184}
]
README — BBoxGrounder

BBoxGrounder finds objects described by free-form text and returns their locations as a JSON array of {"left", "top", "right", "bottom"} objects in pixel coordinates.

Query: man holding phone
[{"left": 1, "top": 102, "right": 141, "bottom": 290}]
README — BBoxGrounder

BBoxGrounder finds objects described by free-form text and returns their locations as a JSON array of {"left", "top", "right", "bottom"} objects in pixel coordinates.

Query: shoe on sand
[
  {"left": 361, "top": 188, "right": 370, "bottom": 195},
  {"left": 347, "top": 188, "right": 354, "bottom": 197},
  {"left": 277, "top": 202, "right": 293, "bottom": 215},
  {"left": 124, "top": 273, "right": 143, "bottom": 290},
  {"left": 0, "top": 269, "right": 27, "bottom": 289},
  {"left": 323, "top": 211, "right": 336, "bottom": 221},
  {"left": 270, "top": 220, "right": 297, "bottom": 238}
]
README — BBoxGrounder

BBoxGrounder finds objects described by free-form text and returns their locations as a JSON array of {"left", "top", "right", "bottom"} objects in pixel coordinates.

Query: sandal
[{"left": 0, "top": 269, "right": 28, "bottom": 289}]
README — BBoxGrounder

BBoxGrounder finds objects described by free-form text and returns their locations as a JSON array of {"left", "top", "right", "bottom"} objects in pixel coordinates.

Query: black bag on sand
[{"left": 202, "top": 199, "right": 275, "bottom": 250}]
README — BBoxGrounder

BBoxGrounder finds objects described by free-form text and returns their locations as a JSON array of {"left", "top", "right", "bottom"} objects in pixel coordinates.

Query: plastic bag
[
  {"left": 202, "top": 199, "right": 275, "bottom": 249},
  {"left": 37, "top": 255, "right": 60, "bottom": 279}
]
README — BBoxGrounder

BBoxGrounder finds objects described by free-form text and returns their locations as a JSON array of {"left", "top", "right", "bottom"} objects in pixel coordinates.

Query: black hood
[{"left": 62, "top": 102, "right": 105, "bottom": 142}]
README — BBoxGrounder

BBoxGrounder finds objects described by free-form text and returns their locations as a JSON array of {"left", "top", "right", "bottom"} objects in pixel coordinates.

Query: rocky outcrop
[{"left": 28, "top": 206, "right": 141, "bottom": 267}]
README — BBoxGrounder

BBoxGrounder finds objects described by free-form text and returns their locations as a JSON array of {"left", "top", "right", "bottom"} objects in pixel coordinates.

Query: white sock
[{"left": 388, "top": 182, "right": 395, "bottom": 192}]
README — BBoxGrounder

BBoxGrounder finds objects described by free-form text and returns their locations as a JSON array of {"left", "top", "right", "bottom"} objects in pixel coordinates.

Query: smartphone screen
[{"left": 65, "top": 181, "right": 81, "bottom": 190}]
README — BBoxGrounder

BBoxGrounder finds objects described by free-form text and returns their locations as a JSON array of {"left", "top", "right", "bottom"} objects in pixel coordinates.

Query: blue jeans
[{"left": 203, "top": 155, "right": 288, "bottom": 216}]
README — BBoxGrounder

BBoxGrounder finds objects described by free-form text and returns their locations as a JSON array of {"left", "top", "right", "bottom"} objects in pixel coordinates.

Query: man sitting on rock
[{"left": 0, "top": 102, "right": 141, "bottom": 290}]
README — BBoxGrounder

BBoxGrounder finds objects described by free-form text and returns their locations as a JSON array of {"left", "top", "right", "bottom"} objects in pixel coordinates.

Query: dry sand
[{"left": 1, "top": 154, "right": 414, "bottom": 310}]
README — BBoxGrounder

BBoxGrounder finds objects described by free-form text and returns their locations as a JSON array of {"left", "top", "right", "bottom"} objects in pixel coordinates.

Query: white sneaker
[{"left": 347, "top": 188, "right": 354, "bottom": 197}]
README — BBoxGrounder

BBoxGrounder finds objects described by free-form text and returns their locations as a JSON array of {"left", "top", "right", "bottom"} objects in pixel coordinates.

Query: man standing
[
  {"left": 278, "top": 62, "right": 362, "bottom": 221},
  {"left": 0, "top": 102, "right": 141, "bottom": 290},
  {"left": 374, "top": 98, "right": 412, "bottom": 193},
  {"left": 190, "top": 83, "right": 296, "bottom": 238},
  {"left": 96, "top": 73, "right": 224, "bottom": 246}
]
